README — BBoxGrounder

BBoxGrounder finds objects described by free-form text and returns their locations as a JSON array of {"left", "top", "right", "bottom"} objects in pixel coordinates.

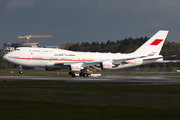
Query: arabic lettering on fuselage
[{"left": 54, "top": 53, "right": 75, "bottom": 56}]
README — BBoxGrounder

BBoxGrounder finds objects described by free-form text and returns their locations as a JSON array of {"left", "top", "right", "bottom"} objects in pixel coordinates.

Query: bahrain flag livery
[{"left": 150, "top": 39, "right": 163, "bottom": 45}]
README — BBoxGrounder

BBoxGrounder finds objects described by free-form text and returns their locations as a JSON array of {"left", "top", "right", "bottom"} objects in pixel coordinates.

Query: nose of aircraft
[
  {"left": 3, "top": 54, "right": 8, "bottom": 61},
  {"left": 3, "top": 54, "right": 11, "bottom": 63}
]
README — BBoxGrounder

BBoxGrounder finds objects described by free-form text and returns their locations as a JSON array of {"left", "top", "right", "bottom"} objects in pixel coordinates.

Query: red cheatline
[{"left": 150, "top": 39, "right": 163, "bottom": 45}]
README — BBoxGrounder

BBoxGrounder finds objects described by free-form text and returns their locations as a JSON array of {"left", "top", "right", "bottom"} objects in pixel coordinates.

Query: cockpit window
[{"left": 16, "top": 49, "right": 20, "bottom": 51}]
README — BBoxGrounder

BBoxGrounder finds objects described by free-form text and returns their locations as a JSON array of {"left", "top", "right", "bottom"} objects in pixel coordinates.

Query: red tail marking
[{"left": 150, "top": 39, "right": 163, "bottom": 45}]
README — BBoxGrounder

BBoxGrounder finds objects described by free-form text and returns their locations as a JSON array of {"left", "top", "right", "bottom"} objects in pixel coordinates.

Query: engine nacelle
[
  {"left": 100, "top": 61, "right": 113, "bottom": 69},
  {"left": 69, "top": 63, "right": 83, "bottom": 72}
]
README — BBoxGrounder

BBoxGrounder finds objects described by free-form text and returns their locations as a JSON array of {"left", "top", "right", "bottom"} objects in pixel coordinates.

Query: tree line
[
  {"left": 61, "top": 37, "right": 148, "bottom": 53},
  {"left": 60, "top": 37, "right": 180, "bottom": 60},
  {"left": 60, "top": 37, "right": 180, "bottom": 71}
]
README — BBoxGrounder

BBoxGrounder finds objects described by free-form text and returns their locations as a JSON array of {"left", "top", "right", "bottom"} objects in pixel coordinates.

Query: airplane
[{"left": 3, "top": 30, "right": 170, "bottom": 77}]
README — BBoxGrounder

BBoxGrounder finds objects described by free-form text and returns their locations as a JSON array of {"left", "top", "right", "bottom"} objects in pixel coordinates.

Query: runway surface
[{"left": 1, "top": 75, "right": 180, "bottom": 85}]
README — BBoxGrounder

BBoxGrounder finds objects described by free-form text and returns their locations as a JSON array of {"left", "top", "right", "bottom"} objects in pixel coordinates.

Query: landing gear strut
[{"left": 80, "top": 69, "right": 90, "bottom": 77}]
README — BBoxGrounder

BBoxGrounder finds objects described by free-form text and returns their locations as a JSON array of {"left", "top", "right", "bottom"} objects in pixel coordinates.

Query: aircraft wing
[
  {"left": 52, "top": 61, "right": 103, "bottom": 71},
  {"left": 61, "top": 56, "right": 144, "bottom": 66},
  {"left": 112, "top": 56, "right": 145, "bottom": 64},
  {"left": 61, "top": 61, "right": 102, "bottom": 66},
  {"left": 52, "top": 56, "right": 145, "bottom": 67},
  {"left": 142, "top": 56, "right": 163, "bottom": 61},
  {"left": 50, "top": 55, "right": 177, "bottom": 71}
]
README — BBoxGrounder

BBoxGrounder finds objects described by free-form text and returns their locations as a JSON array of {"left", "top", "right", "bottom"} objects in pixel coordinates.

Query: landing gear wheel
[
  {"left": 19, "top": 71, "right": 23, "bottom": 74},
  {"left": 83, "top": 73, "right": 89, "bottom": 77},
  {"left": 79, "top": 72, "right": 83, "bottom": 76},
  {"left": 69, "top": 72, "right": 73, "bottom": 75},
  {"left": 18, "top": 65, "right": 23, "bottom": 74},
  {"left": 69, "top": 72, "right": 76, "bottom": 77},
  {"left": 71, "top": 74, "right": 76, "bottom": 77}
]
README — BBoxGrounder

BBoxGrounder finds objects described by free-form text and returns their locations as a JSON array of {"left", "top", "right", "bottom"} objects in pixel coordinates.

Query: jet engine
[
  {"left": 100, "top": 61, "right": 114, "bottom": 69},
  {"left": 69, "top": 63, "right": 83, "bottom": 72}
]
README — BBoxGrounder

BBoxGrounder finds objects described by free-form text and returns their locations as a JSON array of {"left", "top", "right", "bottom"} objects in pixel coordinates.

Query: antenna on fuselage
[{"left": 18, "top": 35, "right": 52, "bottom": 47}]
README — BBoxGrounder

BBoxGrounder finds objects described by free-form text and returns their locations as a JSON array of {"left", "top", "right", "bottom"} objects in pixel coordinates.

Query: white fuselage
[{"left": 3, "top": 47, "right": 162, "bottom": 70}]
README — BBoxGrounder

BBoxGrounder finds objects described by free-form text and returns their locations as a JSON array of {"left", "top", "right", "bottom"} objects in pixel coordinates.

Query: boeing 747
[{"left": 3, "top": 30, "right": 169, "bottom": 77}]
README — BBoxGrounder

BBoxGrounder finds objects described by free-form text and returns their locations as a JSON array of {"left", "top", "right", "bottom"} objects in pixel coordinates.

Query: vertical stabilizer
[{"left": 133, "top": 30, "right": 169, "bottom": 56}]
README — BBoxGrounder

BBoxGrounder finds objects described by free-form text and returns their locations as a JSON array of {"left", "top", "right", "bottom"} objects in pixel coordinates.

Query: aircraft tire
[
  {"left": 83, "top": 73, "right": 88, "bottom": 77},
  {"left": 79, "top": 72, "right": 83, "bottom": 76},
  {"left": 72, "top": 74, "right": 76, "bottom": 77},
  {"left": 19, "top": 71, "right": 23, "bottom": 74},
  {"left": 69, "top": 72, "right": 73, "bottom": 75}
]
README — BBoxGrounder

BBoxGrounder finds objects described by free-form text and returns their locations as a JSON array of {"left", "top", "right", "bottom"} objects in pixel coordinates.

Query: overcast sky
[{"left": 0, "top": 0, "right": 180, "bottom": 47}]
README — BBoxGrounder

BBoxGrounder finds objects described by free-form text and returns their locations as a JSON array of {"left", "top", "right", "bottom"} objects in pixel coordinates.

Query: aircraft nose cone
[
  {"left": 3, "top": 54, "right": 8, "bottom": 60},
  {"left": 3, "top": 54, "right": 10, "bottom": 62}
]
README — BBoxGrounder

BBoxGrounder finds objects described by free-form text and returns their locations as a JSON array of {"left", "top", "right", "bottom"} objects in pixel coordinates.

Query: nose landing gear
[
  {"left": 19, "top": 71, "right": 23, "bottom": 74},
  {"left": 18, "top": 65, "right": 23, "bottom": 74}
]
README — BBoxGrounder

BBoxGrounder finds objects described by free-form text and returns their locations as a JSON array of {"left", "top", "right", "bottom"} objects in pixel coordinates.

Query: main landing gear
[
  {"left": 69, "top": 71, "right": 90, "bottom": 77},
  {"left": 69, "top": 72, "right": 76, "bottom": 77},
  {"left": 79, "top": 72, "right": 90, "bottom": 77}
]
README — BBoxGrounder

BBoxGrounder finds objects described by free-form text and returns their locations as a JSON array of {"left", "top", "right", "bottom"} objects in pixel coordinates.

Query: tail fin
[{"left": 133, "top": 30, "right": 169, "bottom": 56}]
